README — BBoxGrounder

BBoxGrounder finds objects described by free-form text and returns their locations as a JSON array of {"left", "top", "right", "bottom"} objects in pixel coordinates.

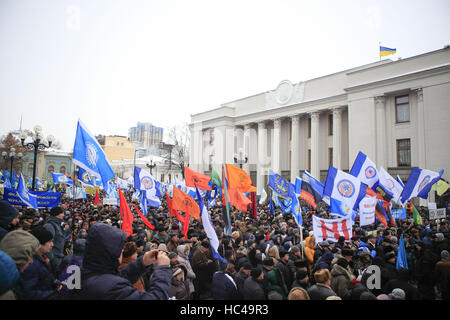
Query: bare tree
[
  {"left": 161, "top": 123, "right": 190, "bottom": 179},
  {"left": 0, "top": 132, "right": 27, "bottom": 172}
]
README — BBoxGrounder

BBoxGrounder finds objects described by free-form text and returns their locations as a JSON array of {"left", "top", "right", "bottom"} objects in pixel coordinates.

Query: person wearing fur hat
[
  {"left": 0, "top": 230, "right": 41, "bottom": 299},
  {"left": 242, "top": 268, "right": 265, "bottom": 300},
  {"left": 330, "top": 258, "right": 354, "bottom": 300},
  {"left": 21, "top": 226, "right": 62, "bottom": 299},
  {"left": 307, "top": 269, "right": 337, "bottom": 300},
  {"left": 0, "top": 200, "right": 20, "bottom": 242},
  {"left": 176, "top": 244, "right": 196, "bottom": 298},
  {"left": 118, "top": 242, "right": 146, "bottom": 292}
]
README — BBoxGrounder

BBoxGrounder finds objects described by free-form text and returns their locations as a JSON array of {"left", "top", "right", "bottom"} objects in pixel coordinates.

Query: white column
[
  {"left": 375, "top": 96, "right": 386, "bottom": 168},
  {"left": 332, "top": 108, "right": 343, "bottom": 170},
  {"left": 416, "top": 89, "right": 426, "bottom": 168},
  {"left": 257, "top": 121, "right": 268, "bottom": 194},
  {"left": 290, "top": 115, "right": 300, "bottom": 182},
  {"left": 243, "top": 124, "right": 251, "bottom": 174},
  {"left": 310, "top": 112, "right": 320, "bottom": 179},
  {"left": 272, "top": 118, "right": 282, "bottom": 174}
]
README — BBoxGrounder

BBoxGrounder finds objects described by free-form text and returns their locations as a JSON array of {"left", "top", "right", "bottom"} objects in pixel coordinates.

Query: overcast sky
[{"left": 1, "top": 0, "right": 449, "bottom": 151}]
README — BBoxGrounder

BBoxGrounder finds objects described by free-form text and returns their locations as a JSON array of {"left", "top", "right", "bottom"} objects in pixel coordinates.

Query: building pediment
[{"left": 265, "top": 80, "right": 305, "bottom": 109}]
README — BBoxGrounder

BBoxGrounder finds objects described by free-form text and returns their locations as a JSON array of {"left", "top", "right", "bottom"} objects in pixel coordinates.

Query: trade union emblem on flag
[
  {"left": 400, "top": 167, "right": 444, "bottom": 203},
  {"left": 185, "top": 166, "right": 212, "bottom": 190},
  {"left": 312, "top": 214, "right": 353, "bottom": 243},
  {"left": 324, "top": 166, "right": 368, "bottom": 211},
  {"left": 350, "top": 151, "right": 379, "bottom": 189}
]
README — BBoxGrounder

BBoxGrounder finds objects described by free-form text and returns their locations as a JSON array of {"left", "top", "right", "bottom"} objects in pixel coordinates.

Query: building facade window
[
  {"left": 397, "top": 139, "right": 411, "bottom": 167},
  {"left": 60, "top": 166, "right": 66, "bottom": 174},
  {"left": 395, "top": 95, "right": 410, "bottom": 123}
]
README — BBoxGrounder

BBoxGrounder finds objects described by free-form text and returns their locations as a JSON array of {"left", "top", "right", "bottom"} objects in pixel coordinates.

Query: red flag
[
  {"left": 185, "top": 166, "right": 212, "bottom": 190},
  {"left": 228, "top": 188, "right": 251, "bottom": 212},
  {"left": 119, "top": 187, "right": 133, "bottom": 238},
  {"left": 94, "top": 189, "right": 100, "bottom": 205},
  {"left": 132, "top": 204, "right": 155, "bottom": 230},
  {"left": 166, "top": 191, "right": 185, "bottom": 223},
  {"left": 182, "top": 207, "right": 190, "bottom": 238}
]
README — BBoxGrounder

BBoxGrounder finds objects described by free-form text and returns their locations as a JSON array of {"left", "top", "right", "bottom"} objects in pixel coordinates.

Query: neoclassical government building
[{"left": 189, "top": 47, "right": 450, "bottom": 202}]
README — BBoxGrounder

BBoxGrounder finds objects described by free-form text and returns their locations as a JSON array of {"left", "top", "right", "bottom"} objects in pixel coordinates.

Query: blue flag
[
  {"left": 17, "top": 174, "right": 38, "bottom": 210},
  {"left": 78, "top": 167, "right": 95, "bottom": 187},
  {"left": 73, "top": 120, "right": 115, "bottom": 190},
  {"left": 134, "top": 167, "right": 161, "bottom": 208},
  {"left": 400, "top": 167, "right": 443, "bottom": 203},
  {"left": 140, "top": 190, "right": 148, "bottom": 216},
  {"left": 396, "top": 236, "right": 408, "bottom": 270},
  {"left": 52, "top": 172, "right": 74, "bottom": 185}
]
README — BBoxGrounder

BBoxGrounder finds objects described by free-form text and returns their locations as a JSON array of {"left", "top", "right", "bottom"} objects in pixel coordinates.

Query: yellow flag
[{"left": 431, "top": 180, "right": 450, "bottom": 196}]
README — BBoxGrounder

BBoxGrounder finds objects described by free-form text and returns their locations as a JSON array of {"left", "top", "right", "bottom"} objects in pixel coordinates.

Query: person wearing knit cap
[
  {"left": 0, "top": 200, "right": 20, "bottom": 242},
  {"left": 435, "top": 250, "right": 450, "bottom": 300},
  {"left": 0, "top": 250, "right": 20, "bottom": 300},
  {"left": 21, "top": 226, "right": 61, "bottom": 299},
  {"left": 292, "top": 270, "right": 310, "bottom": 291},
  {"left": 44, "top": 206, "right": 69, "bottom": 273},
  {"left": 388, "top": 288, "right": 406, "bottom": 300}
]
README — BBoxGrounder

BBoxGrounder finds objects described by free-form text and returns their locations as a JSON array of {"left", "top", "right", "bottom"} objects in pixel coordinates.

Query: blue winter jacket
[
  {"left": 67, "top": 223, "right": 172, "bottom": 300},
  {"left": 211, "top": 270, "right": 239, "bottom": 300},
  {"left": 21, "top": 254, "right": 57, "bottom": 300}
]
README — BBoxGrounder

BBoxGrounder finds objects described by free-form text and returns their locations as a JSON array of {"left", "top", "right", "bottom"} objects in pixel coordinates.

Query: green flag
[
  {"left": 412, "top": 203, "right": 423, "bottom": 225},
  {"left": 211, "top": 170, "right": 222, "bottom": 188}
]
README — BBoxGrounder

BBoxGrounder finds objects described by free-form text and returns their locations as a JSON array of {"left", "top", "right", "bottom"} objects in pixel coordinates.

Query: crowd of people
[{"left": 0, "top": 188, "right": 449, "bottom": 300}]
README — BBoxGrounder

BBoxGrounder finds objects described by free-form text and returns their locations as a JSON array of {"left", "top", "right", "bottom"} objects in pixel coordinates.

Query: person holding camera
[{"left": 67, "top": 223, "right": 172, "bottom": 300}]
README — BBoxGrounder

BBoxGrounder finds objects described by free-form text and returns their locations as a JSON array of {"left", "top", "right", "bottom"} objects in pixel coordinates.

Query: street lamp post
[
  {"left": 2, "top": 148, "right": 23, "bottom": 180},
  {"left": 20, "top": 126, "right": 54, "bottom": 191},
  {"left": 146, "top": 159, "right": 156, "bottom": 175},
  {"left": 234, "top": 151, "right": 248, "bottom": 169}
]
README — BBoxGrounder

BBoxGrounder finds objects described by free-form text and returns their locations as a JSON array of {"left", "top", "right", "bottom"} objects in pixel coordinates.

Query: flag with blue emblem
[
  {"left": 140, "top": 190, "right": 148, "bottom": 216},
  {"left": 350, "top": 151, "right": 379, "bottom": 189},
  {"left": 78, "top": 167, "right": 95, "bottom": 187},
  {"left": 268, "top": 170, "right": 302, "bottom": 226},
  {"left": 377, "top": 167, "right": 404, "bottom": 206},
  {"left": 3, "top": 170, "right": 11, "bottom": 184},
  {"left": 72, "top": 120, "right": 115, "bottom": 190},
  {"left": 17, "top": 174, "right": 38, "bottom": 210},
  {"left": 134, "top": 167, "right": 161, "bottom": 208},
  {"left": 52, "top": 172, "right": 74, "bottom": 185},
  {"left": 324, "top": 166, "right": 368, "bottom": 212},
  {"left": 400, "top": 167, "right": 444, "bottom": 203},
  {"left": 11, "top": 172, "right": 18, "bottom": 188},
  {"left": 116, "top": 178, "right": 129, "bottom": 190},
  {"left": 195, "top": 186, "right": 227, "bottom": 264}
]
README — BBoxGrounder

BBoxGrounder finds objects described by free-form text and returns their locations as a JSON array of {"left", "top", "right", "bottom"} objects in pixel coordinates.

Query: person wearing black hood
[
  {"left": 0, "top": 200, "right": 20, "bottom": 242},
  {"left": 382, "top": 268, "right": 421, "bottom": 300},
  {"left": 67, "top": 223, "right": 172, "bottom": 300}
]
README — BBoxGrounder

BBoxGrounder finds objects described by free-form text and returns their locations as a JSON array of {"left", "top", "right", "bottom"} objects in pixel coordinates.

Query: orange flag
[
  {"left": 185, "top": 166, "right": 212, "bottom": 190},
  {"left": 172, "top": 186, "right": 200, "bottom": 220},
  {"left": 225, "top": 164, "right": 257, "bottom": 193},
  {"left": 119, "top": 187, "right": 133, "bottom": 238},
  {"left": 166, "top": 191, "right": 185, "bottom": 223},
  {"left": 228, "top": 188, "right": 252, "bottom": 212}
]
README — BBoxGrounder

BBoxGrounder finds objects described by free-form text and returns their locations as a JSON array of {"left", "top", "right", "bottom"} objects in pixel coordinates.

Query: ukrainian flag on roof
[{"left": 380, "top": 46, "right": 396, "bottom": 57}]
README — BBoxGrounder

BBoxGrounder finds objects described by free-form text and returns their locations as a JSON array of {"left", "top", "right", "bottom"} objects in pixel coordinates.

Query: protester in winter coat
[
  {"left": 304, "top": 236, "right": 316, "bottom": 272},
  {"left": 235, "top": 263, "right": 252, "bottom": 299},
  {"left": 176, "top": 244, "right": 196, "bottom": 297},
  {"left": 43, "top": 206, "right": 70, "bottom": 273},
  {"left": 382, "top": 268, "right": 421, "bottom": 300},
  {"left": 267, "top": 266, "right": 288, "bottom": 300},
  {"left": 278, "top": 248, "right": 294, "bottom": 291},
  {"left": 291, "top": 270, "right": 310, "bottom": 291},
  {"left": 0, "top": 230, "right": 41, "bottom": 299},
  {"left": 0, "top": 250, "right": 20, "bottom": 300},
  {"left": 21, "top": 227, "right": 62, "bottom": 300},
  {"left": 118, "top": 242, "right": 146, "bottom": 292},
  {"left": 434, "top": 250, "right": 450, "bottom": 300},
  {"left": 211, "top": 263, "right": 239, "bottom": 300},
  {"left": 0, "top": 200, "right": 20, "bottom": 242},
  {"left": 67, "top": 223, "right": 172, "bottom": 300},
  {"left": 192, "top": 241, "right": 217, "bottom": 299},
  {"left": 242, "top": 268, "right": 265, "bottom": 300},
  {"left": 307, "top": 269, "right": 337, "bottom": 300},
  {"left": 169, "top": 267, "right": 190, "bottom": 300},
  {"left": 330, "top": 258, "right": 354, "bottom": 300}
]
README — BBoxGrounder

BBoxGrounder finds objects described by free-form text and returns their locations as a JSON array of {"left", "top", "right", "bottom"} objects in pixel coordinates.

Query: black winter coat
[{"left": 67, "top": 223, "right": 172, "bottom": 300}]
